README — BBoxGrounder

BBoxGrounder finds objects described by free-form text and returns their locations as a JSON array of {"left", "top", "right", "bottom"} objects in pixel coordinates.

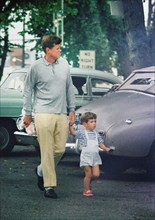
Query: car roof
[
  {"left": 70, "top": 67, "right": 112, "bottom": 76},
  {"left": 118, "top": 66, "right": 155, "bottom": 94},
  {"left": 70, "top": 67, "right": 120, "bottom": 79},
  {"left": 8, "top": 67, "right": 123, "bottom": 83},
  {"left": 133, "top": 66, "right": 155, "bottom": 73}
]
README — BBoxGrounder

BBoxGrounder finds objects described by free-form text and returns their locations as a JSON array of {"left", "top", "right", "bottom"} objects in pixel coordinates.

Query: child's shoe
[{"left": 83, "top": 190, "right": 93, "bottom": 196}]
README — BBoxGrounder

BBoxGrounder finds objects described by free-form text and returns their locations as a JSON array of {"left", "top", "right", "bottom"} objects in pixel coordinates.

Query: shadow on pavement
[{"left": 0, "top": 145, "right": 38, "bottom": 158}]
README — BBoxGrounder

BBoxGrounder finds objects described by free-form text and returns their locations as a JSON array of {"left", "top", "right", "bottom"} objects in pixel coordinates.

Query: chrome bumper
[
  {"left": 14, "top": 131, "right": 78, "bottom": 153},
  {"left": 14, "top": 131, "right": 39, "bottom": 146}
]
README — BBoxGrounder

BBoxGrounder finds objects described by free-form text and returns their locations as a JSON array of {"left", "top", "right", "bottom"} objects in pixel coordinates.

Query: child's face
[{"left": 83, "top": 119, "right": 96, "bottom": 130}]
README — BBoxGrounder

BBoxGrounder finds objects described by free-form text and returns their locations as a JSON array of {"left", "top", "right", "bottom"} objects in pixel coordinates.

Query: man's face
[{"left": 47, "top": 44, "right": 61, "bottom": 60}]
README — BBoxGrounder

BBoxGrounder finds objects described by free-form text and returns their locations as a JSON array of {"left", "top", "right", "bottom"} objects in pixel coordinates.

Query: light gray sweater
[{"left": 23, "top": 57, "right": 75, "bottom": 116}]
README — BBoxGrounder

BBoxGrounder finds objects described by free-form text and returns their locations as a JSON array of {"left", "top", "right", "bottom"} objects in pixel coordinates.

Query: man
[{"left": 23, "top": 35, "right": 75, "bottom": 199}]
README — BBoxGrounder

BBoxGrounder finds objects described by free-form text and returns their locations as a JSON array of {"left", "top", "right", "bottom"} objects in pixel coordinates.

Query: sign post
[{"left": 79, "top": 50, "right": 95, "bottom": 69}]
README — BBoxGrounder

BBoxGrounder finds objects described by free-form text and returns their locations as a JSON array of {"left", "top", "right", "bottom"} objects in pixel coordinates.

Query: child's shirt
[{"left": 75, "top": 129, "right": 104, "bottom": 150}]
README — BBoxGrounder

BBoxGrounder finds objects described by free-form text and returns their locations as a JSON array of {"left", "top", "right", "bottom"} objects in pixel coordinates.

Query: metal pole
[
  {"left": 22, "top": 17, "right": 25, "bottom": 68},
  {"left": 53, "top": 13, "right": 56, "bottom": 33},
  {"left": 56, "top": 20, "right": 59, "bottom": 36},
  {"left": 61, "top": 0, "right": 64, "bottom": 46}
]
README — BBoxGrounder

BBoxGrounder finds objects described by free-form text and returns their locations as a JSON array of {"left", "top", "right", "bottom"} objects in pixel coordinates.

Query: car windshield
[
  {"left": 1, "top": 71, "right": 27, "bottom": 92},
  {"left": 119, "top": 72, "right": 155, "bottom": 94}
]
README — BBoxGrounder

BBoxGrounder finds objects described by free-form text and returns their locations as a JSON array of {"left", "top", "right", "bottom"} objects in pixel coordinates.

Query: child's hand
[
  {"left": 105, "top": 146, "right": 115, "bottom": 152},
  {"left": 109, "top": 146, "right": 115, "bottom": 151},
  {"left": 99, "top": 143, "right": 115, "bottom": 152}
]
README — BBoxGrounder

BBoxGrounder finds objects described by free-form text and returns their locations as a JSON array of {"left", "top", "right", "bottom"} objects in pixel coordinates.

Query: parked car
[
  {"left": 74, "top": 66, "right": 155, "bottom": 180},
  {"left": 0, "top": 67, "right": 122, "bottom": 154}
]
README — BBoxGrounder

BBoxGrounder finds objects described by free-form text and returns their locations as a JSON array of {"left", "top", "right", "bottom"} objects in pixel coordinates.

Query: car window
[
  {"left": 119, "top": 72, "right": 155, "bottom": 94},
  {"left": 91, "top": 78, "right": 114, "bottom": 96},
  {"left": 1, "top": 72, "right": 26, "bottom": 92},
  {"left": 72, "top": 76, "right": 87, "bottom": 95}
]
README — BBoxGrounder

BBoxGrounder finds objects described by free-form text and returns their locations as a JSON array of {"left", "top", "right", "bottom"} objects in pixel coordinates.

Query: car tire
[
  {"left": 147, "top": 142, "right": 155, "bottom": 181},
  {"left": 0, "top": 119, "right": 16, "bottom": 155},
  {"left": 100, "top": 155, "right": 128, "bottom": 177},
  {"left": 35, "top": 145, "right": 41, "bottom": 158}
]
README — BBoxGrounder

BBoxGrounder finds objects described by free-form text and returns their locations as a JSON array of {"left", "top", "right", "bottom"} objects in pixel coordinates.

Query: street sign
[{"left": 79, "top": 50, "right": 95, "bottom": 69}]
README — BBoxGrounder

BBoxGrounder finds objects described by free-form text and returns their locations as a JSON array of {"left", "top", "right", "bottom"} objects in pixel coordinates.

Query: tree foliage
[
  {"left": 122, "top": 0, "right": 152, "bottom": 73},
  {"left": 0, "top": 0, "right": 154, "bottom": 81},
  {"left": 0, "top": 0, "right": 76, "bottom": 80},
  {"left": 63, "top": 0, "right": 111, "bottom": 71},
  {"left": 63, "top": 0, "right": 132, "bottom": 76},
  {"left": 63, "top": 0, "right": 154, "bottom": 77}
]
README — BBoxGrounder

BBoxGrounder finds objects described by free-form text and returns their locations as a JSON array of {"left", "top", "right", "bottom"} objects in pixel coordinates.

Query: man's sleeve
[
  {"left": 23, "top": 68, "right": 35, "bottom": 116},
  {"left": 66, "top": 67, "right": 75, "bottom": 112}
]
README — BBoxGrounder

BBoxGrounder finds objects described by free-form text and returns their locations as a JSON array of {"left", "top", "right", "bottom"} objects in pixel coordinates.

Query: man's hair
[
  {"left": 80, "top": 112, "right": 97, "bottom": 124},
  {"left": 41, "top": 35, "right": 62, "bottom": 53}
]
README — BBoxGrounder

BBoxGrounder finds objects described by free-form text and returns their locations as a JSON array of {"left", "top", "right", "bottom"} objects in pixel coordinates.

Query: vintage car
[
  {"left": 75, "top": 66, "right": 155, "bottom": 180},
  {"left": 0, "top": 67, "right": 122, "bottom": 154}
]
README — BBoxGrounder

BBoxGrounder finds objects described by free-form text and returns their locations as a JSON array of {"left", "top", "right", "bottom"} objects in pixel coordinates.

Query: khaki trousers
[{"left": 35, "top": 113, "right": 68, "bottom": 187}]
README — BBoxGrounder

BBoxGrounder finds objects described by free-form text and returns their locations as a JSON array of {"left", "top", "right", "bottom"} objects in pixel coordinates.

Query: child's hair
[{"left": 80, "top": 112, "right": 97, "bottom": 124}]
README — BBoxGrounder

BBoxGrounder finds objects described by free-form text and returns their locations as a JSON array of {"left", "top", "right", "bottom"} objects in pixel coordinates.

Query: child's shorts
[{"left": 80, "top": 151, "right": 102, "bottom": 167}]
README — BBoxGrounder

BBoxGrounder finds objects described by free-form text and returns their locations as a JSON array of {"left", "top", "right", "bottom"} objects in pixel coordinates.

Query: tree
[
  {"left": 0, "top": 0, "right": 76, "bottom": 81},
  {"left": 97, "top": 0, "right": 131, "bottom": 77},
  {"left": 122, "top": 0, "right": 152, "bottom": 72},
  {"left": 0, "top": 0, "right": 38, "bottom": 80},
  {"left": 147, "top": 0, "right": 155, "bottom": 65},
  {"left": 0, "top": 0, "right": 154, "bottom": 80},
  {"left": 63, "top": 0, "right": 112, "bottom": 71}
]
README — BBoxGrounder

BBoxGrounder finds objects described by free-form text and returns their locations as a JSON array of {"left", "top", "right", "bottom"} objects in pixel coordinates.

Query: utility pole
[
  {"left": 61, "top": 0, "right": 64, "bottom": 46},
  {"left": 22, "top": 16, "right": 25, "bottom": 68},
  {"left": 53, "top": 0, "right": 64, "bottom": 46}
]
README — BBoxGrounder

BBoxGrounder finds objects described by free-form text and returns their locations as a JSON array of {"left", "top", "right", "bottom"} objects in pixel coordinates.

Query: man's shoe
[
  {"left": 44, "top": 188, "right": 58, "bottom": 199},
  {"left": 35, "top": 168, "right": 44, "bottom": 191}
]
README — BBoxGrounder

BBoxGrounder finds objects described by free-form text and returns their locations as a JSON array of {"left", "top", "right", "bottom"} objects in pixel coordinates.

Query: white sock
[
  {"left": 45, "top": 187, "right": 53, "bottom": 190},
  {"left": 37, "top": 164, "right": 43, "bottom": 177}
]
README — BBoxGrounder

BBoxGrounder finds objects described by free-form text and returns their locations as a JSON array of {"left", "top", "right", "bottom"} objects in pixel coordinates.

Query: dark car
[
  {"left": 0, "top": 67, "right": 122, "bottom": 154},
  {"left": 75, "top": 66, "right": 155, "bottom": 180}
]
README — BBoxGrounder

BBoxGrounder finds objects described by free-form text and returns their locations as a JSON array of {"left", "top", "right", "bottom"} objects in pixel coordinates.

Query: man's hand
[
  {"left": 69, "top": 111, "right": 75, "bottom": 126},
  {"left": 23, "top": 115, "right": 32, "bottom": 127}
]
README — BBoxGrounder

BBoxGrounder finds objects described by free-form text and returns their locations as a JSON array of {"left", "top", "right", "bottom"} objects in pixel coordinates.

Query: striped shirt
[{"left": 75, "top": 130, "right": 104, "bottom": 149}]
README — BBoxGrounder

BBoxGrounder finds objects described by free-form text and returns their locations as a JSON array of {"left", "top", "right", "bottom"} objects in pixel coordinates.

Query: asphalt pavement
[{"left": 0, "top": 145, "right": 155, "bottom": 220}]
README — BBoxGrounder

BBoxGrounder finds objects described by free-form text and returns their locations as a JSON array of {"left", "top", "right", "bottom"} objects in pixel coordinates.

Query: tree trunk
[
  {"left": 116, "top": 40, "right": 131, "bottom": 79},
  {"left": 122, "top": 0, "right": 152, "bottom": 72},
  {"left": 0, "top": 28, "right": 8, "bottom": 81},
  {"left": 147, "top": 0, "right": 155, "bottom": 66}
]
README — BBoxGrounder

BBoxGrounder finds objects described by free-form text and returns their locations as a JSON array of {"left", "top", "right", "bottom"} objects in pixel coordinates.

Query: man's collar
[{"left": 43, "top": 57, "right": 59, "bottom": 65}]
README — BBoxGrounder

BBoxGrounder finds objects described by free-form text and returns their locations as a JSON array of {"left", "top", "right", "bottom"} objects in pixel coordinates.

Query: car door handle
[{"left": 125, "top": 119, "right": 132, "bottom": 124}]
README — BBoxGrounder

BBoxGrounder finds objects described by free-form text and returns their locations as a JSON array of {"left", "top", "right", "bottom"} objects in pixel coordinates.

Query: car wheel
[
  {"left": 147, "top": 142, "right": 155, "bottom": 181},
  {"left": 35, "top": 145, "right": 41, "bottom": 157},
  {"left": 0, "top": 119, "right": 16, "bottom": 155},
  {"left": 100, "top": 155, "right": 128, "bottom": 177}
]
